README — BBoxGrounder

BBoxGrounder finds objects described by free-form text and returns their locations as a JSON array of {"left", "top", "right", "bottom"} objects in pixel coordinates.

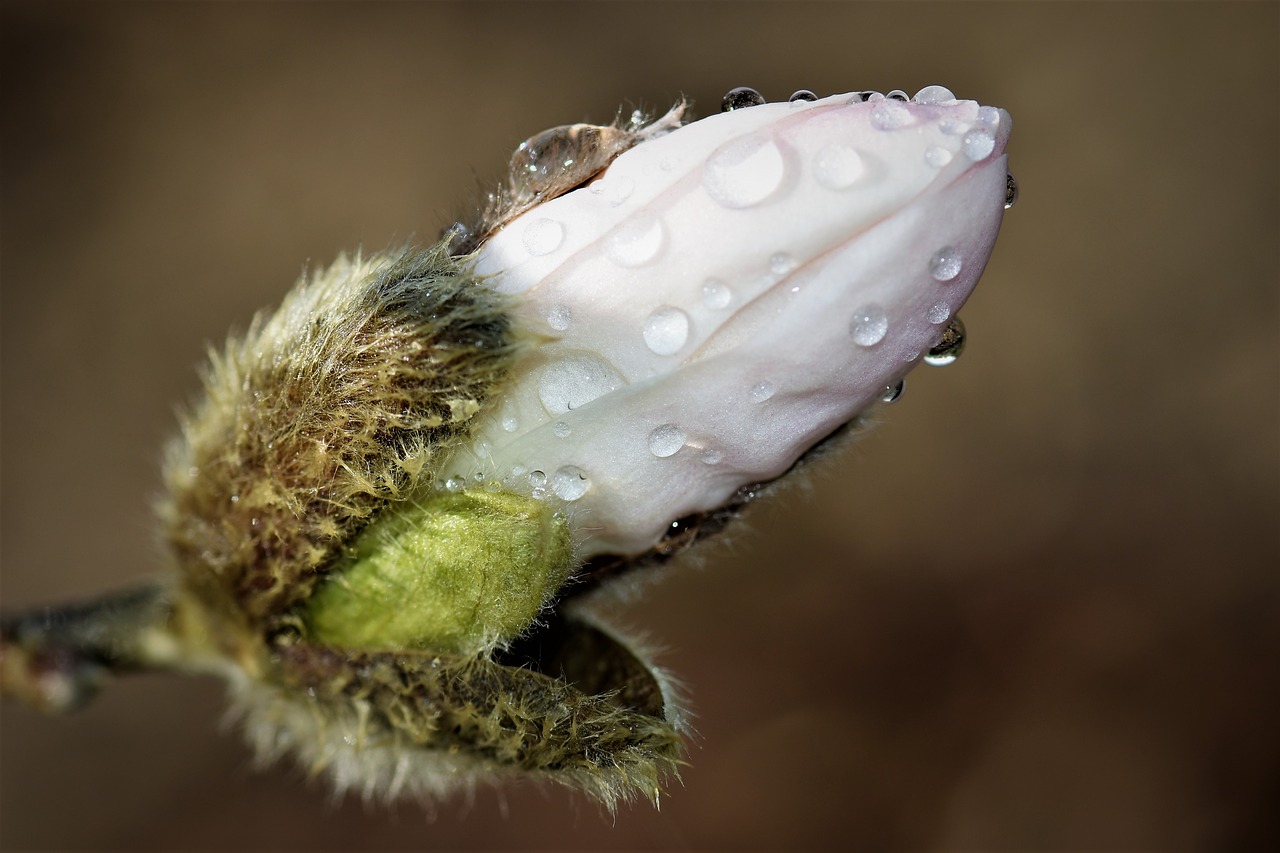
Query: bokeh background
[{"left": 2, "top": 2, "right": 1276, "bottom": 849}]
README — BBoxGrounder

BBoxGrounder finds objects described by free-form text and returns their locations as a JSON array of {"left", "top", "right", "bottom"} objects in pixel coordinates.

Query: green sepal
[{"left": 304, "top": 489, "right": 573, "bottom": 655}]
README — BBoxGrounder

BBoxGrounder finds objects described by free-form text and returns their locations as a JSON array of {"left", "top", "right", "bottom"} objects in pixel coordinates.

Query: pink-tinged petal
[{"left": 448, "top": 89, "right": 1012, "bottom": 558}]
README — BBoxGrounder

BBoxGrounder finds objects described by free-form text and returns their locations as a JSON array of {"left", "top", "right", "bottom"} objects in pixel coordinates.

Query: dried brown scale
[{"left": 160, "top": 246, "right": 517, "bottom": 627}]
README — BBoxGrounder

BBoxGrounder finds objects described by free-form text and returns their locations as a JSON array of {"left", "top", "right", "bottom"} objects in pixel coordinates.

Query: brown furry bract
[{"left": 159, "top": 245, "right": 516, "bottom": 630}]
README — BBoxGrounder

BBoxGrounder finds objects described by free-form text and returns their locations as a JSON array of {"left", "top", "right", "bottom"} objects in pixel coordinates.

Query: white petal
[{"left": 448, "top": 91, "right": 1011, "bottom": 558}]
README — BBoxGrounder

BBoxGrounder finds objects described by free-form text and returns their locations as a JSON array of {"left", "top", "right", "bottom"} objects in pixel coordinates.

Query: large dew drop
[
  {"left": 606, "top": 213, "right": 665, "bottom": 267},
  {"left": 924, "top": 317, "right": 967, "bottom": 366},
  {"left": 813, "top": 144, "right": 865, "bottom": 190},
  {"left": 703, "top": 133, "right": 786, "bottom": 208},
  {"left": 850, "top": 304, "right": 889, "bottom": 347},
  {"left": 913, "top": 85, "right": 956, "bottom": 104},
  {"left": 551, "top": 466, "right": 590, "bottom": 501},
  {"left": 522, "top": 218, "right": 564, "bottom": 256},
  {"left": 643, "top": 306, "right": 691, "bottom": 355},
  {"left": 648, "top": 423, "right": 686, "bottom": 458},
  {"left": 536, "top": 354, "right": 624, "bottom": 415}
]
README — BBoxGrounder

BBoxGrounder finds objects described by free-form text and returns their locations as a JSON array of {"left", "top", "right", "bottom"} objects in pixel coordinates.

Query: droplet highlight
[
  {"left": 606, "top": 212, "right": 664, "bottom": 266},
  {"left": 643, "top": 306, "right": 691, "bottom": 355},
  {"left": 551, "top": 466, "right": 590, "bottom": 501},
  {"left": 522, "top": 218, "right": 564, "bottom": 256},
  {"left": 648, "top": 424, "right": 686, "bottom": 458},
  {"left": 813, "top": 144, "right": 865, "bottom": 190},
  {"left": 929, "top": 246, "right": 963, "bottom": 282},
  {"left": 850, "top": 304, "right": 889, "bottom": 347},
  {"left": 703, "top": 134, "right": 786, "bottom": 208},
  {"left": 924, "top": 317, "right": 967, "bottom": 366}
]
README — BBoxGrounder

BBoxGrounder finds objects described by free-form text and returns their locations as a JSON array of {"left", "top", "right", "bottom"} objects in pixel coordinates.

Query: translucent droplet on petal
[
  {"left": 913, "top": 85, "right": 956, "bottom": 104},
  {"left": 929, "top": 246, "right": 963, "bottom": 282},
  {"left": 924, "top": 317, "right": 967, "bottom": 366},
  {"left": 702, "top": 278, "right": 732, "bottom": 310},
  {"left": 813, "top": 144, "right": 865, "bottom": 189},
  {"left": 926, "top": 302, "right": 951, "bottom": 325},
  {"left": 850, "top": 304, "right": 889, "bottom": 347},
  {"left": 750, "top": 381, "right": 776, "bottom": 403},
  {"left": 962, "top": 128, "right": 996, "bottom": 161},
  {"left": 924, "top": 145, "right": 952, "bottom": 168},
  {"left": 721, "top": 86, "right": 766, "bottom": 112},
  {"left": 880, "top": 379, "right": 905, "bottom": 403},
  {"left": 522, "top": 218, "right": 564, "bottom": 256},
  {"left": 547, "top": 304, "right": 571, "bottom": 331},
  {"left": 1005, "top": 172, "right": 1019, "bottom": 209},
  {"left": 536, "top": 354, "right": 624, "bottom": 415},
  {"left": 643, "top": 306, "right": 691, "bottom": 355},
  {"left": 606, "top": 212, "right": 664, "bottom": 266},
  {"left": 788, "top": 89, "right": 818, "bottom": 104},
  {"left": 870, "top": 98, "right": 912, "bottom": 130},
  {"left": 553, "top": 421, "right": 571, "bottom": 438},
  {"left": 551, "top": 466, "right": 590, "bottom": 501},
  {"left": 648, "top": 423, "right": 686, "bottom": 458},
  {"left": 703, "top": 133, "right": 786, "bottom": 208}
]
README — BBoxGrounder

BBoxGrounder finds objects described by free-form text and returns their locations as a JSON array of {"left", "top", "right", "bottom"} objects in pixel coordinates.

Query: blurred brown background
[{"left": 1, "top": 2, "right": 1276, "bottom": 850}]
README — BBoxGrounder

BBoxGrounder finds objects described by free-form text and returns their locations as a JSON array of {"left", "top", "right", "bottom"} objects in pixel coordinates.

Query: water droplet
[
  {"left": 721, "top": 86, "right": 766, "bottom": 111},
  {"left": 547, "top": 305, "right": 571, "bottom": 331},
  {"left": 501, "top": 415, "right": 519, "bottom": 432},
  {"left": 590, "top": 174, "right": 635, "bottom": 206},
  {"left": 850, "top": 304, "right": 889, "bottom": 347},
  {"left": 551, "top": 466, "right": 590, "bottom": 501},
  {"left": 871, "top": 99, "right": 911, "bottom": 130},
  {"left": 880, "top": 379, "right": 905, "bottom": 403},
  {"left": 848, "top": 92, "right": 870, "bottom": 104},
  {"left": 643, "top": 306, "right": 691, "bottom": 355},
  {"left": 924, "top": 317, "right": 967, "bottom": 366},
  {"left": 926, "top": 302, "right": 951, "bottom": 325},
  {"left": 813, "top": 144, "right": 864, "bottom": 190},
  {"left": 700, "top": 449, "right": 723, "bottom": 465},
  {"left": 886, "top": 90, "right": 909, "bottom": 101},
  {"left": 976, "top": 106, "right": 1002, "bottom": 128},
  {"left": 510, "top": 464, "right": 527, "bottom": 478},
  {"left": 940, "top": 119, "right": 967, "bottom": 136},
  {"left": 924, "top": 145, "right": 952, "bottom": 168},
  {"left": 962, "top": 128, "right": 995, "bottom": 161},
  {"left": 913, "top": 85, "right": 956, "bottom": 104},
  {"left": 750, "top": 381, "right": 776, "bottom": 403},
  {"left": 606, "top": 212, "right": 664, "bottom": 266},
  {"left": 703, "top": 133, "right": 786, "bottom": 208},
  {"left": 445, "top": 475, "right": 466, "bottom": 492},
  {"left": 1005, "top": 172, "right": 1019, "bottom": 209},
  {"left": 769, "top": 252, "right": 795, "bottom": 275},
  {"left": 536, "top": 354, "right": 624, "bottom": 414},
  {"left": 648, "top": 423, "right": 686, "bottom": 458},
  {"left": 528, "top": 469, "right": 547, "bottom": 487},
  {"left": 522, "top": 217, "right": 564, "bottom": 256},
  {"left": 788, "top": 89, "right": 818, "bottom": 103},
  {"left": 702, "top": 278, "right": 732, "bottom": 310},
  {"left": 929, "top": 246, "right": 963, "bottom": 282},
  {"left": 553, "top": 421, "right": 571, "bottom": 438}
]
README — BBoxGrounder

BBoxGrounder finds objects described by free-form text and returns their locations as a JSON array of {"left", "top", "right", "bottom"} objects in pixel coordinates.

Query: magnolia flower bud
[
  {"left": 0, "top": 85, "right": 1013, "bottom": 810},
  {"left": 447, "top": 89, "right": 1011, "bottom": 559}
]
